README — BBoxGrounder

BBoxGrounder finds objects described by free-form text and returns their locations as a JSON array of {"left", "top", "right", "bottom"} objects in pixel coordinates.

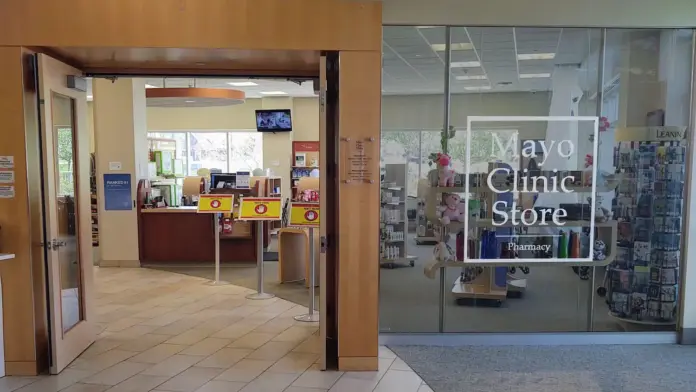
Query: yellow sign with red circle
[
  {"left": 197, "top": 194, "right": 234, "bottom": 213},
  {"left": 290, "top": 203, "right": 320, "bottom": 227},
  {"left": 239, "top": 197, "right": 282, "bottom": 220}
]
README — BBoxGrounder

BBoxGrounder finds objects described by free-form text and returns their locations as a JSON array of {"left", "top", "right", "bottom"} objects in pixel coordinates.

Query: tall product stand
[
  {"left": 198, "top": 195, "right": 235, "bottom": 286},
  {"left": 289, "top": 202, "right": 321, "bottom": 322},
  {"left": 239, "top": 197, "right": 283, "bottom": 300}
]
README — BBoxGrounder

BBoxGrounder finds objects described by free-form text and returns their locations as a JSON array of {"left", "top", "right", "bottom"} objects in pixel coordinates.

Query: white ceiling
[
  {"left": 86, "top": 27, "right": 601, "bottom": 99},
  {"left": 382, "top": 26, "right": 600, "bottom": 95},
  {"left": 86, "top": 77, "right": 316, "bottom": 100}
]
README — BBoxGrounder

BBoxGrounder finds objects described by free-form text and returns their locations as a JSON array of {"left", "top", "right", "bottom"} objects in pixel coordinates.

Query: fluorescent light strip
[
  {"left": 519, "top": 73, "right": 551, "bottom": 79},
  {"left": 431, "top": 42, "right": 473, "bottom": 51},
  {"left": 455, "top": 75, "right": 487, "bottom": 81},
  {"left": 228, "top": 81, "right": 258, "bottom": 86},
  {"left": 260, "top": 91, "right": 288, "bottom": 95},
  {"left": 464, "top": 86, "right": 492, "bottom": 91},
  {"left": 517, "top": 53, "right": 556, "bottom": 60},
  {"left": 450, "top": 61, "right": 481, "bottom": 68}
]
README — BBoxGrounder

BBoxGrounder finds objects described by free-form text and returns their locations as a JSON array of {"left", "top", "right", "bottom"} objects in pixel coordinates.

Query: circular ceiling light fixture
[{"left": 146, "top": 87, "right": 245, "bottom": 107}]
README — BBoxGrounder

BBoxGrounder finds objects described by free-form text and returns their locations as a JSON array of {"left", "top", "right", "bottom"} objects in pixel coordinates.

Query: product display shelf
[
  {"left": 291, "top": 141, "right": 319, "bottom": 202},
  {"left": 423, "top": 165, "right": 619, "bottom": 305},
  {"left": 90, "top": 153, "right": 98, "bottom": 247},
  {"left": 380, "top": 164, "right": 415, "bottom": 269},
  {"left": 414, "top": 180, "right": 438, "bottom": 245},
  {"left": 268, "top": 176, "right": 283, "bottom": 231},
  {"left": 600, "top": 130, "right": 685, "bottom": 327}
]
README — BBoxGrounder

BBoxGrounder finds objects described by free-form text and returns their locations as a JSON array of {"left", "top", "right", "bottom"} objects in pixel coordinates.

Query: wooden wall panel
[
  {"left": 0, "top": 0, "right": 381, "bottom": 52},
  {"left": 337, "top": 51, "right": 381, "bottom": 368},
  {"left": 0, "top": 46, "right": 39, "bottom": 375}
]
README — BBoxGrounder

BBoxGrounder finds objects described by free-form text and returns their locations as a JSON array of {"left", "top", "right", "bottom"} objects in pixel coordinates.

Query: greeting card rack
[{"left": 601, "top": 128, "right": 686, "bottom": 327}]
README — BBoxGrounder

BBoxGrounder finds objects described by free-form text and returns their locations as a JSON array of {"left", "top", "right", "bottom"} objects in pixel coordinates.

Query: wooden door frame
[{"left": 0, "top": 0, "right": 382, "bottom": 376}]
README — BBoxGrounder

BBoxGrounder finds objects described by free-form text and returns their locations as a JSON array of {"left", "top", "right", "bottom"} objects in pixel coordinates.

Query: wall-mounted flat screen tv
[{"left": 255, "top": 109, "right": 293, "bottom": 132}]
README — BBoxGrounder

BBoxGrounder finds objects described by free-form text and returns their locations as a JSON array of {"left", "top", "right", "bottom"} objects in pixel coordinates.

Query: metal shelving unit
[{"left": 380, "top": 164, "right": 416, "bottom": 269}]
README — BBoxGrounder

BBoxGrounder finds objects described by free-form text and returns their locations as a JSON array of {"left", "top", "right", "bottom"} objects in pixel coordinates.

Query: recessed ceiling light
[
  {"left": 455, "top": 75, "right": 487, "bottom": 81},
  {"left": 145, "top": 84, "right": 156, "bottom": 88},
  {"left": 450, "top": 61, "right": 481, "bottom": 68},
  {"left": 431, "top": 42, "right": 473, "bottom": 51},
  {"left": 87, "top": 95, "right": 93, "bottom": 100},
  {"left": 185, "top": 100, "right": 195, "bottom": 103},
  {"left": 464, "top": 86, "right": 492, "bottom": 91},
  {"left": 260, "top": 91, "right": 288, "bottom": 95},
  {"left": 519, "top": 73, "right": 552, "bottom": 79},
  {"left": 417, "top": 26, "right": 438, "bottom": 29},
  {"left": 228, "top": 81, "right": 258, "bottom": 87},
  {"left": 517, "top": 53, "right": 556, "bottom": 60}
]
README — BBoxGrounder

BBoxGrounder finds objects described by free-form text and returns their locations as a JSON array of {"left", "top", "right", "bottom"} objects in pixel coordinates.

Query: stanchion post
[
  {"left": 295, "top": 227, "right": 319, "bottom": 322},
  {"left": 209, "top": 213, "right": 229, "bottom": 286},
  {"left": 246, "top": 221, "right": 275, "bottom": 300}
]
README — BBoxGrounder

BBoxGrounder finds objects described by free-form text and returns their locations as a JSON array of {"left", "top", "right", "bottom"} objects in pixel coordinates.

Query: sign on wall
[{"left": 104, "top": 173, "right": 132, "bottom": 211}]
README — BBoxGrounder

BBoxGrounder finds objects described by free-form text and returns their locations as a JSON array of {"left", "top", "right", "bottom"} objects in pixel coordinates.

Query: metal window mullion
[
  {"left": 587, "top": 28, "right": 607, "bottom": 332},
  {"left": 439, "top": 26, "right": 452, "bottom": 334}
]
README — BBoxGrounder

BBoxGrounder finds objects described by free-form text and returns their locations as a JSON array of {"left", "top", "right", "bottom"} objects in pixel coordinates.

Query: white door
[{"left": 37, "top": 54, "right": 97, "bottom": 374}]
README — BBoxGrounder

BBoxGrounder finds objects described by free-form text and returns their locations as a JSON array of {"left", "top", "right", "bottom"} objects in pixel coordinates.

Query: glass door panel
[{"left": 53, "top": 93, "right": 84, "bottom": 333}]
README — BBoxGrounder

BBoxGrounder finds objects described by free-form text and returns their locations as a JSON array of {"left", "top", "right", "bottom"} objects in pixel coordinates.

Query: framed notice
[{"left": 104, "top": 174, "right": 132, "bottom": 211}]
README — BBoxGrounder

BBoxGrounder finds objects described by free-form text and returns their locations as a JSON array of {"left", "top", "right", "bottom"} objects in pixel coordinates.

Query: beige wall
[
  {"left": 292, "top": 98, "right": 320, "bottom": 141},
  {"left": 382, "top": 92, "right": 552, "bottom": 139},
  {"left": 93, "top": 79, "right": 148, "bottom": 266}
]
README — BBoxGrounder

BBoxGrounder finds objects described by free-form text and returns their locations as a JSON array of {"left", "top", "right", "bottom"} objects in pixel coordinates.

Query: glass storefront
[{"left": 379, "top": 26, "right": 694, "bottom": 334}]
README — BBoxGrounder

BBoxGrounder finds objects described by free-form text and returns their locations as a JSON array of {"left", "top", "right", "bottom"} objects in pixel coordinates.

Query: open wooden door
[
  {"left": 37, "top": 54, "right": 97, "bottom": 374},
  {"left": 320, "top": 52, "right": 340, "bottom": 370}
]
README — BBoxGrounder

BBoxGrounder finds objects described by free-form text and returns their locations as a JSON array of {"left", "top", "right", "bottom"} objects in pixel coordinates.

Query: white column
[
  {"left": 93, "top": 79, "right": 148, "bottom": 267},
  {"left": 261, "top": 97, "right": 294, "bottom": 199}
]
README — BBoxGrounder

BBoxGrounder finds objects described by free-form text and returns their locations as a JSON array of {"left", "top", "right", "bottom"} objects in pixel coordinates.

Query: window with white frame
[{"left": 147, "top": 130, "right": 263, "bottom": 176}]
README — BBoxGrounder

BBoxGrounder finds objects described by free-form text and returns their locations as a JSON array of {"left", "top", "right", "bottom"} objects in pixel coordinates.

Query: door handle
[
  {"left": 320, "top": 236, "right": 328, "bottom": 254},
  {"left": 46, "top": 239, "right": 67, "bottom": 251}
]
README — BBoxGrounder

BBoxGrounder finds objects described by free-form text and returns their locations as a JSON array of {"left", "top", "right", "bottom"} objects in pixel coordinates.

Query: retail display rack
[
  {"left": 380, "top": 164, "right": 416, "bottom": 269},
  {"left": 599, "top": 127, "right": 686, "bottom": 328},
  {"left": 422, "top": 162, "right": 618, "bottom": 307},
  {"left": 291, "top": 141, "right": 319, "bottom": 202}
]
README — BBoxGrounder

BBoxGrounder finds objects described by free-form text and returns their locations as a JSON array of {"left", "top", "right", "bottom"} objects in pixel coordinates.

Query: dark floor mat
[{"left": 389, "top": 344, "right": 696, "bottom": 392}]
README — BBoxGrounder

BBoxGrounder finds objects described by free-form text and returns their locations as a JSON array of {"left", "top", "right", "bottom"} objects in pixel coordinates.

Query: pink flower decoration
[{"left": 585, "top": 154, "right": 593, "bottom": 168}]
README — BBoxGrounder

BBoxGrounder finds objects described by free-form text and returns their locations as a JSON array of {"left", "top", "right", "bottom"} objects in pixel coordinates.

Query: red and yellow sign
[
  {"left": 239, "top": 197, "right": 282, "bottom": 220},
  {"left": 290, "top": 203, "right": 320, "bottom": 227},
  {"left": 197, "top": 194, "right": 234, "bottom": 213}
]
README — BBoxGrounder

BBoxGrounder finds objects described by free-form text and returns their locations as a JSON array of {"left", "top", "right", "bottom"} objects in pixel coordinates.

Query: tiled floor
[{"left": 1, "top": 268, "right": 432, "bottom": 392}]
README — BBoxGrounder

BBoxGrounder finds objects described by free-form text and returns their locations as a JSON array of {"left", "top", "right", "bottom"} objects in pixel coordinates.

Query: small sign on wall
[
  {"left": 0, "top": 156, "right": 14, "bottom": 169},
  {"left": 104, "top": 173, "right": 132, "bottom": 211},
  {"left": 0, "top": 171, "right": 14, "bottom": 184},
  {"left": 0, "top": 185, "right": 15, "bottom": 199}
]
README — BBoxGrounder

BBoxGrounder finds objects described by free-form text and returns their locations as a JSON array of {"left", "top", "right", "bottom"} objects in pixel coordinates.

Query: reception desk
[{"left": 139, "top": 207, "right": 268, "bottom": 264}]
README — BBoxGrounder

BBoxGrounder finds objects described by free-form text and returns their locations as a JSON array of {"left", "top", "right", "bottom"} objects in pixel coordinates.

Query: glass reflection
[{"left": 53, "top": 93, "right": 84, "bottom": 333}]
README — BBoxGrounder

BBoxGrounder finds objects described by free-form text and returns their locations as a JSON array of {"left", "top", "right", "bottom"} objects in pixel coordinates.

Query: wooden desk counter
[{"left": 139, "top": 208, "right": 268, "bottom": 263}]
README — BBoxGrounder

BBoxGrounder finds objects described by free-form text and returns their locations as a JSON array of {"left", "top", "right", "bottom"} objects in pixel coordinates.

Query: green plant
[{"left": 428, "top": 125, "right": 456, "bottom": 166}]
